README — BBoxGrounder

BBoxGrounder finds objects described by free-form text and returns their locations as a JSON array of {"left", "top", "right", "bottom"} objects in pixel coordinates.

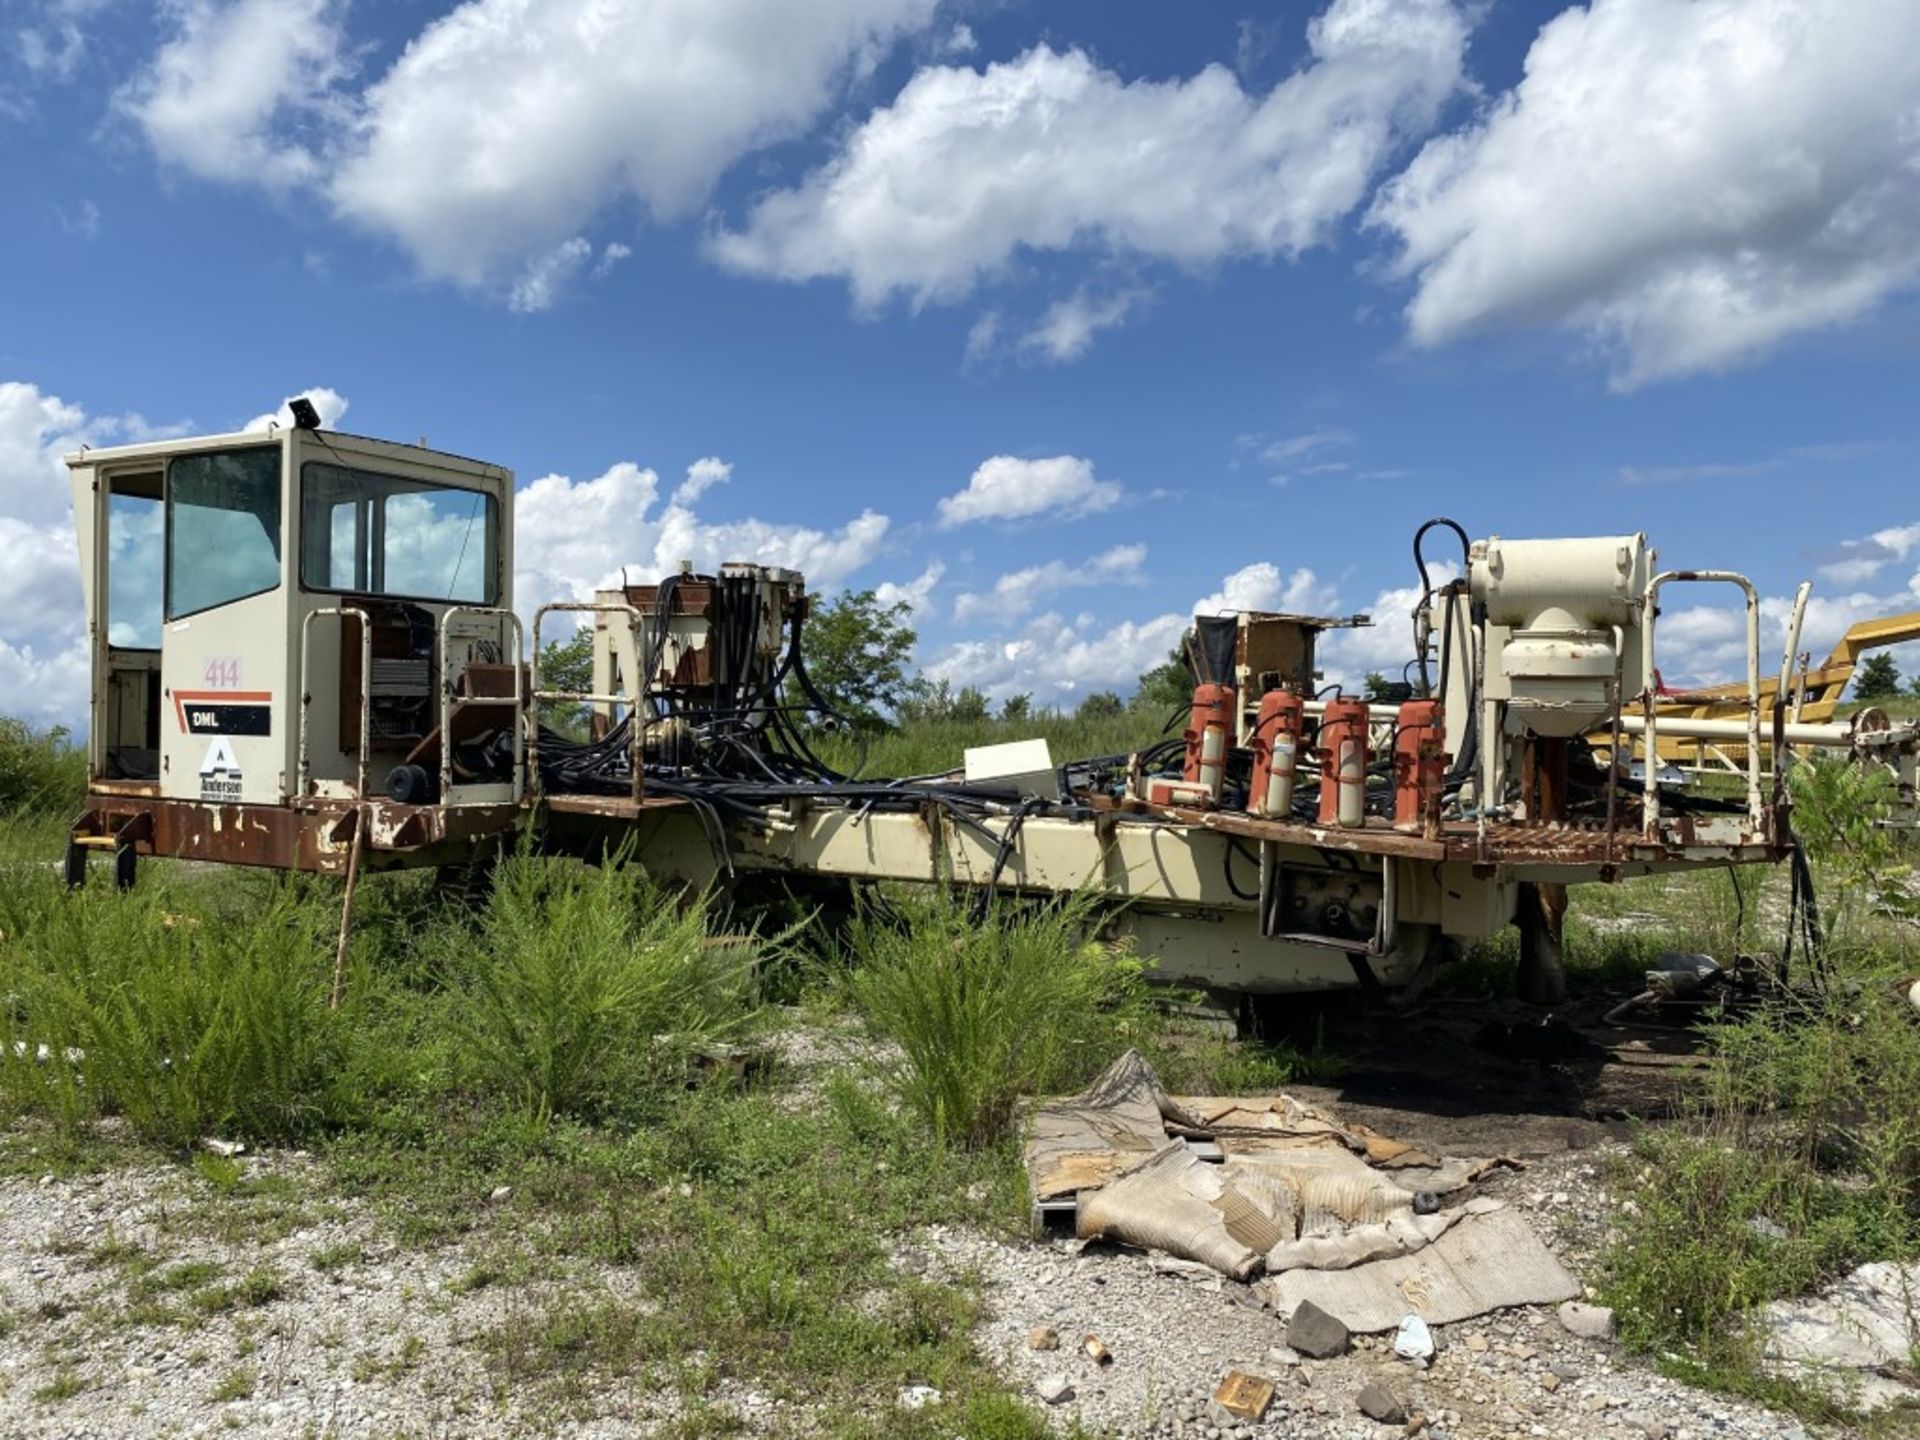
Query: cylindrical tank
[
  {"left": 1249, "top": 689, "right": 1305, "bottom": 819},
  {"left": 1182, "top": 684, "right": 1236, "bottom": 800},
  {"left": 1393, "top": 700, "right": 1446, "bottom": 830},
  {"left": 1469, "top": 534, "right": 1650, "bottom": 738},
  {"left": 1317, "top": 697, "right": 1370, "bottom": 828}
]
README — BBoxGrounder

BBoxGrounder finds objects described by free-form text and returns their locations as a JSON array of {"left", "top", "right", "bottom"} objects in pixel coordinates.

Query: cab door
[{"left": 157, "top": 441, "right": 293, "bottom": 805}]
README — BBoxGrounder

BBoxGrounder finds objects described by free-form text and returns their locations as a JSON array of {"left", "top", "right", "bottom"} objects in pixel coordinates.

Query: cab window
[
  {"left": 300, "top": 463, "right": 497, "bottom": 605},
  {"left": 165, "top": 447, "right": 283, "bottom": 619}
]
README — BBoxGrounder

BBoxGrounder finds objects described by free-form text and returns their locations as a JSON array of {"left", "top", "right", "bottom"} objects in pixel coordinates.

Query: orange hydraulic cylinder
[
  {"left": 1249, "top": 689, "right": 1305, "bottom": 818},
  {"left": 1317, "top": 697, "right": 1371, "bottom": 828},
  {"left": 1182, "top": 684, "right": 1236, "bottom": 800},
  {"left": 1393, "top": 700, "right": 1447, "bottom": 831}
]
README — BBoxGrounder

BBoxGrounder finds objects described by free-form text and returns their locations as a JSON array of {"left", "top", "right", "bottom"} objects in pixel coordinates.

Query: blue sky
[{"left": 3, "top": 0, "right": 1919, "bottom": 726}]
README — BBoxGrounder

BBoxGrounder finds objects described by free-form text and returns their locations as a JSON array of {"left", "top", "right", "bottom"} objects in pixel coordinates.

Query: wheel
[
  {"left": 113, "top": 841, "right": 138, "bottom": 893},
  {"left": 63, "top": 840, "right": 87, "bottom": 890}
]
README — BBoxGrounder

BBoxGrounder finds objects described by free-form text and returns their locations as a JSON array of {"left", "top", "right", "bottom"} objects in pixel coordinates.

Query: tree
[
  {"left": 536, "top": 625, "right": 595, "bottom": 735},
  {"left": 1853, "top": 652, "right": 1902, "bottom": 701},
  {"left": 952, "top": 686, "right": 990, "bottom": 724},
  {"left": 1134, "top": 643, "right": 1193, "bottom": 716},
  {"left": 1077, "top": 690, "right": 1125, "bottom": 719},
  {"left": 1000, "top": 693, "right": 1033, "bottom": 723},
  {"left": 1361, "top": 671, "right": 1393, "bottom": 702},
  {"left": 798, "top": 589, "right": 920, "bottom": 727},
  {"left": 896, "top": 678, "right": 989, "bottom": 725}
]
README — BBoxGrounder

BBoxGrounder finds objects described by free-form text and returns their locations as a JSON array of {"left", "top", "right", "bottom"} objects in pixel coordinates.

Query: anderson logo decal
[
  {"left": 199, "top": 736, "right": 244, "bottom": 803},
  {"left": 173, "top": 690, "right": 272, "bottom": 737}
]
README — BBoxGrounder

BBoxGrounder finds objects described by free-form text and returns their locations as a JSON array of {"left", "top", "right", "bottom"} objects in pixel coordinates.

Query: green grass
[
  {"left": 33, "top": 1368, "right": 85, "bottom": 1403},
  {"left": 0, "top": 718, "right": 84, "bottom": 818},
  {"left": 840, "top": 888, "right": 1155, "bottom": 1148},
  {"left": 208, "top": 1365, "right": 255, "bottom": 1402},
  {"left": 425, "top": 842, "right": 762, "bottom": 1123},
  {"left": 11, "top": 703, "right": 1919, "bottom": 1430},
  {"left": 1596, "top": 757, "right": 1920, "bottom": 1419},
  {"left": 0, "top": 872, "right": 358, "bottom": 1146},
  {"left": 812, "top": 705, "right": 1174, "bottom": 780}
]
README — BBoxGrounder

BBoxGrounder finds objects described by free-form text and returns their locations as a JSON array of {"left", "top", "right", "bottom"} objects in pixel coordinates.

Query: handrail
[
  {"left": 299, "top": 606, "right": 372, "bottom": 800},
  {"left": 1641, "top": 571, "right": 1763, "bottom": 839},
  {"left": 437, "top": 606, "right": 526, "bottom": 803},
  {"left": 530, "top": 601, "right": 644, "bottom": 805}
]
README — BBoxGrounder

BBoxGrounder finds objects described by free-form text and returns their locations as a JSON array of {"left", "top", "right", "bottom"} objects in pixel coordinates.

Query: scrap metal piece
[
  {"left": 1256, "top": 1204, "right": 1579, "bottom": 1331},
  {"left": 1212, "top": 1370, "right": 1276, "bottom": 1422}
]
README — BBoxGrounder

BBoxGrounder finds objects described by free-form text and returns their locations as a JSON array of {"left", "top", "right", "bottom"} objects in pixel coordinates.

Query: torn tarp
[{"left": 1025, "top": 1050, "right": 1573, "bottom": 1326}]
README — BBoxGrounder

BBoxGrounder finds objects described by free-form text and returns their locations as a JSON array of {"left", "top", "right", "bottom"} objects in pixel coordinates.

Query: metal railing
[
  {"left": 299, "top": 605, "right": 372, "bottom": 800},
  {"left": 1640, "top": 571, "right": 1764, "bottom": 839},
  {"left": 437, "top": 606, "right": 526, "bottom": 803},
  {"left": 529, "top": 601, "right": 645, "bottom": 804}
]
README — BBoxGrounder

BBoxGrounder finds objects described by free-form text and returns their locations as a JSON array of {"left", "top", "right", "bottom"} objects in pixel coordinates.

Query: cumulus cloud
[
  {"left": 953, "top": 544, "right": 1147, "bottom": 624},
  {"left": 1371, "top": 0, "right": 1920, "bottom": 388},
  {"left": 512, "top": 457, "right": 891, "bottom": 629},
  {"left": 928, "top": 559, "right": 1347, "bottom": 702},
  {"left": 117, "top": 0, "right": 352, "bottom": 189},
  {"left": 874, "top": 559, "right": 945, "bottom": 618},
  {"left": 1656, "top": 586, "right": 1920, "bottom": 690},
  {"left": 331, "top": 0, "right": 937, "bottom": 289},
  {"left": 244, "top": 386, "right": 350, "bottom": 433},
  {"left": 508, "top": 238, "right": 592, "bottom": 315},
  {"left": 713, "top": 0, "right": 1469, "bottom": 307},
  {"left": 938, "top": 23, "right": 977, "bottom": 57},
  {"left": 1194, "top": 562, "right": 1339, "bottom": 619},
  {"left": 1017, "top": 286, "right": 1153, "bottom": 363},
  {"left": 925, "top": 609, "right": 1190, "bottom": 706},
  {"left": 1812, "top": 523, "right": 1920, "bottom": 588},
  {"left": 936, "top": 455, "right": 1121, "bottom": 528},
  {"left": 0, "top": 380, "right": 198, "bottom": 727},
  {"left": 1317, "top": 567, "right": 1451, "bottom": 685}
]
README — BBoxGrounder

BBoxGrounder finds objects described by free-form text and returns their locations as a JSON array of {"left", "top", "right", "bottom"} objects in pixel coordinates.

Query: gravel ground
[
  {"left": 0, "top": 1152, "right": 688, "bottom": 1438},
  {"left": 919, "top": 1146, "right": 1826, "bottom": 1440},
  {"left": 0, "top": 1111, "right": 1851, "bottom": 1438}
]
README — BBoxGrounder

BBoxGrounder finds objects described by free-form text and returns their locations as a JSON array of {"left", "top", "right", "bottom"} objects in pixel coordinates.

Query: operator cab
[{"left": 67, "top": 420, "right": 518, "bottom": 827}]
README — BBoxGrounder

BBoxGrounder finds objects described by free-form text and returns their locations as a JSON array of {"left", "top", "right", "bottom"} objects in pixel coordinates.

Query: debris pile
[{"left": 1024, "top": 1051, "right": 1580, "bottom": 1333}]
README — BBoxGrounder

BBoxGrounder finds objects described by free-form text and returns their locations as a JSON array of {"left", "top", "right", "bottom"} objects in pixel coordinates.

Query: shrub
[
  {"left": 0, "top": 880, "right": 354, "bottom": 1146},
  {"left": 842, "top": 890, "right": 1152, "bottom": 1149},
  {"left": 1603, "top": 765, "right": 1920, "bottom": 1399},
  {"left": 435, "top": 847, "right": 759, "bottom": 1122},
  {"left": 0, "top": 719, "right": 84, "bottom": 818}
]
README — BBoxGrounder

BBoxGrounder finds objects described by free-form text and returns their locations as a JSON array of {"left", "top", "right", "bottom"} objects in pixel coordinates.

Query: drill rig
[{"left": 63, "top": 417, "right": 1794, "bottom": 1004}]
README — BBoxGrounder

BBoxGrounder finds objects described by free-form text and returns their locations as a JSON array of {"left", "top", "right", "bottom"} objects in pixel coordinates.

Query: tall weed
[
  {"left": 0, "top": 718, "right": 84, "bottom": 818},
  {"left": 1604, "top": 754, "right": 1920, "bottom": 1398},
  {"left": 842, "top": 890, "right": 1152, "bottom": 1149},
  {"left": 1, "top": 878, "right": 353, "bottom": 1146},
  {"left": 432, "top": 848, "right": 758, "bottom": 1122}
]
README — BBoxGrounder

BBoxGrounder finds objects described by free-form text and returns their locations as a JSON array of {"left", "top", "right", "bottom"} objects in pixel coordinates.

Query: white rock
[
  {"left": 1036, "top": 1373, "right": 1075, "bottom": 1405},
  {"left": 1559, "top": 1301, "right": 1618, "bottom": 1340},
  {"left": 897, "top": 1384, "right": 941, "bottom": 1410},
  {"left": 1393, "top": 1314, "right": 1436, "bottom": 1362}
]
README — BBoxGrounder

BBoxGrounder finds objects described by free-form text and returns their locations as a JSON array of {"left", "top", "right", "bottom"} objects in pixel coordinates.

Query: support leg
[
  {"left": 330, "top": 808, "right": 366, "bottom": 1011},
  {"left": 1515, "top": 879, "right": 1568, "bottom": 1006},
  {"left": 63, "top": 839, "right": 87, "bottom": 890}
]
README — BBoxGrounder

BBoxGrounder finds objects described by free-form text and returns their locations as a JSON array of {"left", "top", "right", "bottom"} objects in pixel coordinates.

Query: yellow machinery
[{"left": 1591, "top": 586, "right": 1920, "bottom": 775}]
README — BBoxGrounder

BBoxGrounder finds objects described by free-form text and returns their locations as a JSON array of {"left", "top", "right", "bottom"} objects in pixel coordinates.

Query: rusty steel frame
[
  {"left": 530, "top": 599, "right": 645, "bottom": 806},
  {"left": 1641, "top": 570, "right": 1765, "bottom": 840},
  {"left": 437, "top": 604, "right": 527, "bottom": 803},
  {"left": 298, "top": 604, "right": 373, "bottom": 800}
]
